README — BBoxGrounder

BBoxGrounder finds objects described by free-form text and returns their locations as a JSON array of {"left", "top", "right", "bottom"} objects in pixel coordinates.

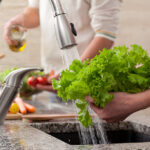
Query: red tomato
[
  {"left": 37, "top": 76, "right": 48, "bottom": 85},
  {"left": 27, "top": 76, "right": 38, "bottom": 86}
]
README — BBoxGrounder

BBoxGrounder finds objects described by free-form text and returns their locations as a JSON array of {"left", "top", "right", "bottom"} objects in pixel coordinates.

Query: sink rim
[{"left": 30, "top": 120, "right": 150, "bottom": 138}]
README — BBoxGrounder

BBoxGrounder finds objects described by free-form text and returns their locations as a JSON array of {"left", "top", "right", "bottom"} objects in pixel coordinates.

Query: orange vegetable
[
  {"left": 23, "top": 102, "right": 36, "bottom": 113},
  {"left": 15, "top": 97, "right": 27, "bottom": 114},
  {"left": 49, "top": 70, "right": 54, "bottom": 77}
]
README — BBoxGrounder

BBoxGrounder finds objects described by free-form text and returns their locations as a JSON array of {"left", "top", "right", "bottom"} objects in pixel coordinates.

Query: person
[
  {"left": 4, "top": 0, "right": 122, "bottom": 90},
  {"left": 4, "top": 0, "right": 122, "bottom": 113},
  {"left": 86, "top": 90, "right": 150, "bottom": 123}
]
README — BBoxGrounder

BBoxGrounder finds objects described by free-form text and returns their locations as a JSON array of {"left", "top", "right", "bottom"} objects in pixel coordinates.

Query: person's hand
[
  {"left": 4, "top": 19, "right": 18, "bottom": 45},
  {"left": 33, "top": 73, "right": 60, "bottom": 93},
  {"left": 86, "top": 92, "right": 144, "bottom": 123}
]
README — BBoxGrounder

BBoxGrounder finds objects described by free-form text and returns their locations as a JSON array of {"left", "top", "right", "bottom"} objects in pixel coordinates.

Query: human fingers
[
  {"left": 4, "top": 31, "right": 15, "bottom": 45},
  {"left": 105, "top": 118, "right": 123, "bottom": 123},
  {"left": 85, "top": 96, "right": 95, "bottom": 103},
  {"left": 4, "top": 22, "right": 13, "bottom": 45},
  {"left": 4, "top": 22, "right": 18, "bottom": 45},
  {"left": 89, "top": 102, "right": 103, "bottom": 116},
  {"left": 47, "top": 73, "right": 60, "bottom": 83},
  {"left": 89, "top": 102, "right": 117, "bottom": 122},
  {"left": 35, "top": 84, "right": 57, "bottom": 93},
  {"left": 101, "top": 113, "right": 130, "bottom": 123},
  {"left": 105, "top": 118, "right": 125, "bottom": 123}
]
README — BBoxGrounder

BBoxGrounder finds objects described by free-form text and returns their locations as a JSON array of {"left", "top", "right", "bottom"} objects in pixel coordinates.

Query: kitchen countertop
[{"left": 1, "top": 92, "right": 150, "bottom": 150}]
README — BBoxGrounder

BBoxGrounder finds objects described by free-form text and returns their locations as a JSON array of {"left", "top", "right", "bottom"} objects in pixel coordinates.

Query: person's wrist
[
  {"left": 132, "top": 90, "right": 150, "bottom": 111},
  {"left": 8, "top": 14, "right": 24, "bottom": 27},
  {"left": 124, "top": 93, "right": 140, "bottom": 113},
  {"left": 140, "top": 90, "right": 150, "bottom": 108}
]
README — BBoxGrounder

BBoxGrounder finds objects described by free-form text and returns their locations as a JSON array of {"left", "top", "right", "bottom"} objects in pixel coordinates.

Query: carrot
[
  {"left": 23, "top": 102, "right": 36, "bottom": 113},
  {"left": 15, "top": 97, "right": 27, "bottom": 114},
  {"left": 49, "top": 70, "right": 54, "bottom": 77}
]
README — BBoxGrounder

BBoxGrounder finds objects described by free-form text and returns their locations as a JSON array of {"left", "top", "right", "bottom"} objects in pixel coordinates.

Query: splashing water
[
  {"left": 89, "top": 108, "right": 108, "bottom": 144},
  {"left": 73, "top": 101, "right": 108, "bottom": 145},
  {"left": 60, "top": 46, "right": 108, "bottom": 144}
]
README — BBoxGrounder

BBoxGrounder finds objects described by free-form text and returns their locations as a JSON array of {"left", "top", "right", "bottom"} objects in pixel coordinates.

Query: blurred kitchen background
[{"left": 0, "top": 0, "right": 150, "bottom": 70}]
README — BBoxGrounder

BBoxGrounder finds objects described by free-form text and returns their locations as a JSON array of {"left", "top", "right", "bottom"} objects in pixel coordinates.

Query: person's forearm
[
  {"left": 81, "top": 37, "right": 114, "bottom": 61},
  {"left": 9, "top": 7, "right": 40, "bottom": 28}
]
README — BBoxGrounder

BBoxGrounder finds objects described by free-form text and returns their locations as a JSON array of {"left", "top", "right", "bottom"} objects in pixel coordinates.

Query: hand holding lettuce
[{"left": 52, "top": 45, "right": 150, "bottom": 127}]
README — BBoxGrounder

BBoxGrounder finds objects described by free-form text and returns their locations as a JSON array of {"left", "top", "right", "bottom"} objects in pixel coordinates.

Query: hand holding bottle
[{"left": 4, "top": 20, "right": 27, "bottom": 52}]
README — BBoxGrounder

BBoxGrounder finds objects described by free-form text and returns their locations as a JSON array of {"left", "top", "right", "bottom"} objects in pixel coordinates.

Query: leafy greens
[{"left": 52, "top": 45, "right": 150, "bottom": 127}]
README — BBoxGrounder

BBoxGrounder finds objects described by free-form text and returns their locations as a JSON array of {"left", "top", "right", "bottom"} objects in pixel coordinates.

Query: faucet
[
  {"left": 50, "top": 0, "right": 77, "bottom": 49},
  {"left": 0, "top": 67, "right": 43, "bottom": 125}
]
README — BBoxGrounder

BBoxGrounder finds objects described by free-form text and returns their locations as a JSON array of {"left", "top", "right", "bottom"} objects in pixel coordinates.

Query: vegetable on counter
[
  {"left": 23, "top": 102, "right": 36, "bottom": 113},
  {"left": 9, "top": 103, "right": 20, "bottom": 114},
  {"left": 0, "top": 69, "right": 54, "bottom": 99},
  {"left": 15, "top": 97, "right": 27, "bottom": 114},
  {"left": 0, "top": 69, "right": 54, "bottom": 115},
  {"left": 52, "top": 44, "right": 150, "bottom": 128},
  {"left": 9, "top": 96, "right": 36, "bottom": 114}
]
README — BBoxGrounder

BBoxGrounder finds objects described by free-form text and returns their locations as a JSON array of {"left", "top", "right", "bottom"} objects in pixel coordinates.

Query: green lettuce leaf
[{"left": 52, "top": 44, "right": 150, "bottom": 128}]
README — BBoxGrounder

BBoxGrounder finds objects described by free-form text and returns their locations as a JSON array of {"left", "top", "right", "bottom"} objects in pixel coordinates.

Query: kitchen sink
[{"left": 31, "top": 121, "right": 150, "bottom": 145}]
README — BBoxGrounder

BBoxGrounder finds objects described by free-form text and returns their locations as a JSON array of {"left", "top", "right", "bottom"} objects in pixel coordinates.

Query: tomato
[
  {"left": 37, "top": 76, "right": 48, "bottom": 85},
  {"left": 27, "top": 76, "right": 38, "bottom": 86}
]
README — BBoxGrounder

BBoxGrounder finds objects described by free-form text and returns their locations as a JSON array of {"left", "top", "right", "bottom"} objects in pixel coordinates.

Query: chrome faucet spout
[
  {"left": 5, "top": 68, "right": 43, "bottom": 87},
  {"left": 50, "top": 0, "right": 77, "bottom": 49},
  {"left": 0, "top": 67, "right": 43, "bottom": 125}
]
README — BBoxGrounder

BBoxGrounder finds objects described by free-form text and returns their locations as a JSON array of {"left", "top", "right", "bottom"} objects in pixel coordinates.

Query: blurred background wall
[
  {"left": 0, "top": 0, "right": 150, "bottom": 71},
  {"left": 115, "top": 0, "right": 150, "bottom": 51}
]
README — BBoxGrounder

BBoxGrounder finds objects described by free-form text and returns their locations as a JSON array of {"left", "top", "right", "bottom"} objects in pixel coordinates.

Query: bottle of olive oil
[{"left": 8, "top": 25, "right": 27, "bottom": 52}]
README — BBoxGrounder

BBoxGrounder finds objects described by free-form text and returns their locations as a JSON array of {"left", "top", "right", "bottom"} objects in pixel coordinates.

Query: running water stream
[
  {"left": 60, "top": 46, "right": 80, "bottom": 68},
  {"left": 61, "top": 46, "right": 108, "bottom": 144}
]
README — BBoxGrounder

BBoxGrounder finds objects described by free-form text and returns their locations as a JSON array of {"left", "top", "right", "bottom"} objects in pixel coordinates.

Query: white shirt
[{"left": 28, "top": 0, "right": 121, "bottom": 73}]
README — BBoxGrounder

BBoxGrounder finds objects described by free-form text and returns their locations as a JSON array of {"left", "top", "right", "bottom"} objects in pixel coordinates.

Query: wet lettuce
[{"left": 52, "top": 45, "right": 150, "bottom": 127}]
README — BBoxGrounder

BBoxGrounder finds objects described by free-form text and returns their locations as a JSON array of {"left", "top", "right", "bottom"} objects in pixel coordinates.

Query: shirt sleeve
[
  {"left": 28, "top": 0, "right": 39, "bottom": 8},
  {"left": 89, "top": 0, "right": 122, "bottom": 41}
]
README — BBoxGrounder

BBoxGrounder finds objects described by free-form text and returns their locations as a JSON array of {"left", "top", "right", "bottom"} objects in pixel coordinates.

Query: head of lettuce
[{"left": 52, "top": 44, "right": 150, "bottom": 128}]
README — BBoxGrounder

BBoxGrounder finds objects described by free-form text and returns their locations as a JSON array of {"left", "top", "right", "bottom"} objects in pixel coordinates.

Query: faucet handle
[
  {"left": 70, "top": 23, "right": 77, "bottom": 36},
  {"left": 5, "top": 67, "right": 43, "bottom": 87}
]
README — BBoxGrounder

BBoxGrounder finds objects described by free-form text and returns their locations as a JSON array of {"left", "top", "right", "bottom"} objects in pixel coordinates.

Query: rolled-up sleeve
[
  {"left": 28, "top": 0, "right": 39, "bottom": 8},
  {"left": 89, "top": 0, "right": 122, "bottom": 41}
]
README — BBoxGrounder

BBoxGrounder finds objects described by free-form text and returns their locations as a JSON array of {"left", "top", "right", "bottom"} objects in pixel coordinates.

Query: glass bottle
[{"left": 8, "top": 25, "right": 27, "bottom": 52}]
